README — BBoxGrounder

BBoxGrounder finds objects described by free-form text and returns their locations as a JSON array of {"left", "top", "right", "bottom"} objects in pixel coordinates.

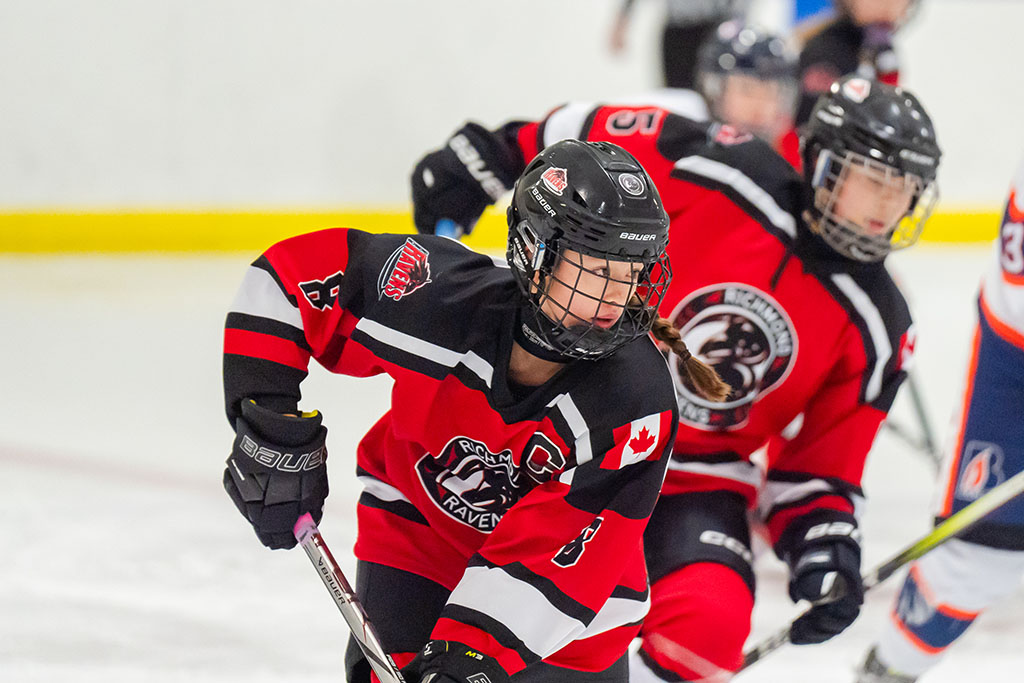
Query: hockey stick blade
[
  {"left": 293, "top": 513, "right": 407, "bottom": 683},
  {"left": 739, "top": 468, "right": 1024, "bottom": 673}
]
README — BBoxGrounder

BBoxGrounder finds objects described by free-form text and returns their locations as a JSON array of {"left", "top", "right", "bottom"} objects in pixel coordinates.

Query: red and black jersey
[
  {"left": 223, "top": 228, "right": 678, "bottom": 675},
  {"left": 498, "top": 103, "right": 913, "bottom": 547}
]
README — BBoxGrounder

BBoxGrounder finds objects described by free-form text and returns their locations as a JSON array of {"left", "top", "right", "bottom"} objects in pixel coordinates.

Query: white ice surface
[{"left": 1, "top": 244, "right": 1021, "bottom": 682}]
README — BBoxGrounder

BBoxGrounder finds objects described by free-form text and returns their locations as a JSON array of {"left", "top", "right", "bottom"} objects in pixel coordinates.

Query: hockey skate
[{"left": 855, "top": 647, "right": 917, "bottom": 683}]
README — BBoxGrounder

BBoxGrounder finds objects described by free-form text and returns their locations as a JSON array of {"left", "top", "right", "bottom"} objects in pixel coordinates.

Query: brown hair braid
[{"left": 651, "top": 317, "right": 731, "bottom": 402}]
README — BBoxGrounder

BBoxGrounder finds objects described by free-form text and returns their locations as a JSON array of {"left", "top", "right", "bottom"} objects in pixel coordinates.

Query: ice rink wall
[{"left": 1, "top": 0, "right": 1020, "bottom": 252}]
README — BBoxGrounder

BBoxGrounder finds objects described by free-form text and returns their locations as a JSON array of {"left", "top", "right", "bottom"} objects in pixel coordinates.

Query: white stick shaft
[{"left": 294, "top": 514, "right": 406, "bottom": 683}]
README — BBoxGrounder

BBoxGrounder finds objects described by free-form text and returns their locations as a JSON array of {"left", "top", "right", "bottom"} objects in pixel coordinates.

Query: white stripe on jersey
[
  {"left": 542, "top": 102, "right": 598, "bottom": 148},
  {"left": 983, "top": 234, "right": 1024, "bottom": 339},
  {"left": 831, "top": 273, "right": 892, "bottom": 403},
  {"left": 549, "top": 393, "right": 594, "bottom": 466},
  {"left": 673, "top": 156, "right": 797, "bottom": 239},
  {"left": 354, "top": 318, "right": 494, "bottom": 388},
  {"left": 557, "top": 587, "right": 649, "bottom": 646},
  {"left": 667, "top": 459, "right": 764, "bottom": 489},
  {"left": 448, "top": 564, "right": 587, "bottom": 659},
  {"left": 448, "top": 564, "right": 649, "bottom": 660},
  {"left": 230, "top": 265, "right": 304, "bottom": 329},
  {"left": 357, "top": 474, "right": 411, "bottom": 503},
  {"left": 759, "top": 477, "right": 865, "bottom": 518}
]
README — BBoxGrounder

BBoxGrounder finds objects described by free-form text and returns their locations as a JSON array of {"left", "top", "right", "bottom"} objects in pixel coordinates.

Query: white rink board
[{"left": 2, "top": 242, "right": 1022, "bottom": 681}]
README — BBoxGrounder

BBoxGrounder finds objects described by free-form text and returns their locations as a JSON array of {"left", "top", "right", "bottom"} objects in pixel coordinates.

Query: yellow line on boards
[{"left": 0, "top": 207, "right": 1000, "bottom": 253}]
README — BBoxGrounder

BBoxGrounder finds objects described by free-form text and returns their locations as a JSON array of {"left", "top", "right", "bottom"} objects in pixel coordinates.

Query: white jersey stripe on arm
[
  {"left": 542, "top": 102, "right": 598, "bottom": 148},
  {"left": 230, "top": 265, "right": 304, "bottom": 329},
  {"left": 983, "top": 239, "right": 1024, "bottom": 339},
  {"left": 667, "top": 459, "right": 764, "bottom": 489},
  {"left": 550, "top": 393, "right": 594, "bottom": 466},
  {"left": 357, "top": 475, "right": 411, "bottom": 503},
  {"left": 760, "top": 478, "right": 865, "bottom": 518},
  {"left": 448, "top": 565, "right": 587, "bottom": 659},
  {"left": 548, "top": 590, "right": 650, "bottom": 653},
  {"left": 354, "top": 318, "right": 494, "bottom": 388},
  {"left": 831, "top": 273, "right": 892, "bottom": 403},
  {"left": 673, "top": 156, "right": 797, "bottom": 239}
]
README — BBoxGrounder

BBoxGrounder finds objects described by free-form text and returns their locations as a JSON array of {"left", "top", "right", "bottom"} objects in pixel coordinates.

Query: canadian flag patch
[{"left": 602, "top": 411, "right": 672, "bottom": 469}]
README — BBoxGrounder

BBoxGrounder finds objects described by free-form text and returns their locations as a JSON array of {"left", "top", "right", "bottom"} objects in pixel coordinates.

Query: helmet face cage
[
  {"left": 810, "top": 148, "right": 938, "bottom": 262},
  {"left": 701, "top": 71, "right": 798, "bottom": 143},
  {"left": 508, "top": 219, "right": 672, "bottom": 360},
  {"left": 697, "top": 22, "right": 798, "bottom": 142}
]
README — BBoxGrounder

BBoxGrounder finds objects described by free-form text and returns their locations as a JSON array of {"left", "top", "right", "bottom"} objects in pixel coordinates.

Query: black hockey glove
[
  {"left": 401, "top": 640, "right": 510, "bottom": 683},
  {"left": 778, "top": 511, "right": 864, "bottom": 645},
  {"left": 410, "top": 122, "right": 519, "bottom": 237},
  {"left": 223, "top": 399, "right": 328, "bottom": 550}
]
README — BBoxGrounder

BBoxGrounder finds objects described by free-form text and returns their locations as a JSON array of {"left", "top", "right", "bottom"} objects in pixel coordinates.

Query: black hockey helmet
[
  {"left": 801, "top": 75, "right": 941, "bottom": 261},
  {"left": 696, "top": 20, "right": 798, "bottom": 141},
  {"left": 506, "top": 139, "right": 672, "bottom": 361},
  {"left": 697, "top": 20, "right": 797, "bottom": 84}
]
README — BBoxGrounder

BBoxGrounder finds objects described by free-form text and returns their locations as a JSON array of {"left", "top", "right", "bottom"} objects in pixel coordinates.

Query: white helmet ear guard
[{"left": 811, "top": 148, "right": 834, "bottom": 189}]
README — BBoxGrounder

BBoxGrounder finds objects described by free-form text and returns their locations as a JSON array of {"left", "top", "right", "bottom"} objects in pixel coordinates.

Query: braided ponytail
[{"left": 651, "top": 317, "right": 731, "bottom": 402}]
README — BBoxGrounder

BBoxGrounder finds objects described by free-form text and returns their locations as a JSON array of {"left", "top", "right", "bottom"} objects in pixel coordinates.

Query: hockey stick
[
  {"left": 739, "top": 468, "right": 1024, "bottom": 672},
  {"left": 293, "top": 513, "right": 407, "bottom": 683},
  {"left": 882, "top": 371, "right": 942, "bottom": 468},
  {"left": 904, "top": 371, "right": 941, "bottom": 467}
]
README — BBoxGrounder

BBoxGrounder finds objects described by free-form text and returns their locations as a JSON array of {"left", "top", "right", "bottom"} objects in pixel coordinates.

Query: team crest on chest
[
  {"left": 417, "top": 437, "right": 523, "bottom": 532},
  {"left": 668, "top": 283, "right": 797, "bottom": 430},
  {"left": 417, "top": 433, "right": 567, "bottom": 532},
  {"left": 378, "top": 238, "right": 432, "bottom": 301}
]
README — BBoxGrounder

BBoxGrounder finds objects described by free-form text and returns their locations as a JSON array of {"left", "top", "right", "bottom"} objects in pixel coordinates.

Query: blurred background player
[
  {"left": 855, "top": 156, "right": 1024, "bottom": 683},
  {"left": 222, "top": 139, "right": 729, "bottom": 683},
  {"left": 409, "top": 75, "right": 941, "bottom": 681},
  {"left": 796, "top": 0, "right": 919, "bottom": 126},
  {"left": 613, "top": 18, "right": 799, "bottom": 166},
  {"left": 609, "top": 0, "right": 751, "bottom": 90},
  {"left": 694, "top": 19, "right": 801, "bottom": 167}
]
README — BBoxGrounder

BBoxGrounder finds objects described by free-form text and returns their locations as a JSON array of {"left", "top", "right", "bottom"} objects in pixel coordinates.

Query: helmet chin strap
[{"left": 513, "top": 306, "right": 574, "bottom": 364}]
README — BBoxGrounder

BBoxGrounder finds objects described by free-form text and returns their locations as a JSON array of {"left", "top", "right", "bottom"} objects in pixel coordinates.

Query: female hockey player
[
  {"left": 221, "top": 139, "right": 728, "bottom": 683},
  {"left": 409, "top": 74, "right": 942, "bottom": 681},
  {"left": 856, "top": 156, "right": 1024, "bottom": 683}
]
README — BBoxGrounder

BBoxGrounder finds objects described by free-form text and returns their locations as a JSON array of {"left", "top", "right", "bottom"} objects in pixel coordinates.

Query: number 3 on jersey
[
  {"left": 552, "top": 517, "right": 604, "bottom": 568},
  {"left": 1001, "top": 220, "right": 1024, "bottom": 281}
]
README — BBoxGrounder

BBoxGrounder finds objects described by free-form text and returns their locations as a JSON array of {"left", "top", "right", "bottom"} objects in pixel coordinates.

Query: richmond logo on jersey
[
  {"left": 668, "top": 283, "right": 797, "bottom": 429},
  {"left": 417, "top": 434, "right": 567, "bottom": 532},
  {"left": 378, "top": 238, "right": 432, "bottom": 301}
]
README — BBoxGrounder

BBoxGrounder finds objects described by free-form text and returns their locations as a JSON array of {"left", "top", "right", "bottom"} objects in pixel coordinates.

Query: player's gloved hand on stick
[
  {"left": 411, "top": 122, "right": 518, "bottom": 237},
  {"left": 778, "top": 512, "right": 864, "bottom": 645},
  {"left": 223, "top": 399, "right": 328, "bottom": 550},
  {"left": 401, "top": 640, "right": 510, "bottom": 683}
]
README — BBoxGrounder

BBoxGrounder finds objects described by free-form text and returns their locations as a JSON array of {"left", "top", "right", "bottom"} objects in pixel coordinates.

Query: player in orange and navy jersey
[
  {"left": 411, "top": 75, "right": 941, "bottom": 681},
  {"left": 856, "top": 156, "right": 1024, "bottom": 683},
  {"left": 221, "top": 139, "right": 729, "bottom": 683}
]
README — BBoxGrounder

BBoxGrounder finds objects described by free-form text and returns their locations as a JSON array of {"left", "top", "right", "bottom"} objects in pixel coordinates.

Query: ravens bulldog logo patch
[
  {"left": 667, "top": 283, "right": 797, "bottom": 430},
  {"left": 378, "top": 238, "right": 432, "bottom": 301}
]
